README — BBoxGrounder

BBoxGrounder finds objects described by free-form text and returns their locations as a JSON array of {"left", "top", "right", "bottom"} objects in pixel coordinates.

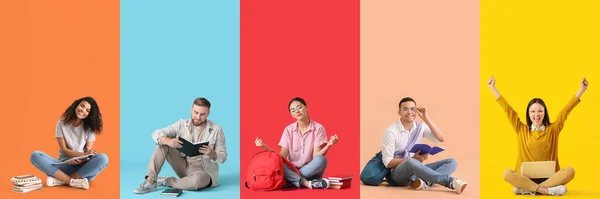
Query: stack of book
[
  {"left": 161, "top": 188, "right": 182, "bottom": 197},
  {"left": 328, "top": 175, "right": 353, "bottom": 189},
  {"left": 11, "top": 175, "right": 43, "bottom": 193}
]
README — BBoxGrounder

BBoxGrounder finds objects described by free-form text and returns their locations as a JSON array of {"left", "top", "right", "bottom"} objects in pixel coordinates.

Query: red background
[{"left": 240, "top": 0, "right": 360, "bottom": 198}]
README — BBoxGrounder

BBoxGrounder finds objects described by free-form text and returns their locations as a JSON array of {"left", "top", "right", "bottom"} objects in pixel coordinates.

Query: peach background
[
  {"left": 0, "top": 1, "right": 119, "bottom": 198},
  {"left": 360, "top": 0, "right": 479, "bottom": 198}
]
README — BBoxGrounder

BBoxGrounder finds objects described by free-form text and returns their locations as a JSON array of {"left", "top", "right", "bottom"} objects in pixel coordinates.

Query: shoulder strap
[
  {"left": 281, "top": 156, "right": 301, "bottom": 177},
  {"left": 394, "top": 122, "right": 423, "bottom": 158},
  {"left": 404, "top": 122, "right": 422, "bottom": 150}
]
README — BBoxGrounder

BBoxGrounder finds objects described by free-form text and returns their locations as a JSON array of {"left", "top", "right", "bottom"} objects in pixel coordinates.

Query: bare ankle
[
  {"left": 536, "top": 187, "right": 548, "bottom": 195},
  {"left": 145, "top": 176, "right": 156, "bottom": 184},
  {"left": 301, "top": 179, "right": 311, "bottom": 188}
]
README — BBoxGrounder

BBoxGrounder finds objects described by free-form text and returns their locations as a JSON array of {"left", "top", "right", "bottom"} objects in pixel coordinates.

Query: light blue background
[{"left": 120, "top": 1, "right": 239, "bottom": 198}]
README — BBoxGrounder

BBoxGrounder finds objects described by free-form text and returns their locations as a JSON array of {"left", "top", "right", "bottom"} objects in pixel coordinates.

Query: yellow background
[{"left": 481, "top": 1, "right": 600, "bottom": 198}]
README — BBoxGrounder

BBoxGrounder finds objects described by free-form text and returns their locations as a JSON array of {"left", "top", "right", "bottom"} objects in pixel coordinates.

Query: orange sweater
[{"left": 497, "top": 96, "right": 579, "bottom": 172}]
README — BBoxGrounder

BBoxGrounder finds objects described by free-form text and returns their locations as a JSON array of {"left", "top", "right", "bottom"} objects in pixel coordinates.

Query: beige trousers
[
  {"left": 502, "top": 167, "right": 575, "bottom": 192},
  {"left": 147, "top": 145, "right": 211, "bottom": 190}
]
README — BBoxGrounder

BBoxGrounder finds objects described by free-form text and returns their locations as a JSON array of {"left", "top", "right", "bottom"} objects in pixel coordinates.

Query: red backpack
[{"left": 245, "top": 151, "right": 300, "bottom": 191}]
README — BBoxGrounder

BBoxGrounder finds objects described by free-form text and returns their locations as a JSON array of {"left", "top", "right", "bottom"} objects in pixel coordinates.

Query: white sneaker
[
  {"left": 133, "top": 180, "right": 157, "bottom": 194},
  {"left": 69, "top": 178, "right": 89, "bottom": 190},
  {"left": 46, "top": 176, "right": 66, "bottom": 187},
  {"left": 546, "top": 185, "right": 567, "bottom": 196},
  {"left": 410, "top": 178, "right": 429, "bottom": 190},
  {"left": 514, "top": 187, "right": 535, "bottom": 195},
  {"left": 451, "top": 178, "right": 467, "bottom": 194}
]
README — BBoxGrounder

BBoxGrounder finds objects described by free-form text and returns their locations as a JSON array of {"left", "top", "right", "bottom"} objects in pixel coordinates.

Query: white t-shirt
[
  {"left": 381, "top": 120, "right": 439, "bottom": 168},
  {"left": 55, "top": 120, "right": 95, "bottom": 161}
]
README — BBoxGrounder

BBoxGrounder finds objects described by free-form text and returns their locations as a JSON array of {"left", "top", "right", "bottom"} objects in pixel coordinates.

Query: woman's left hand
[
  {"left": 581, "top": 77, "right": 589, "bottom": 90},
  {"left": 69, "top": 158, "right": 89, "bottom": 165},
  {"left": 85, "top": 148, "right": 97, "bottom": 155},
  {"left": 327, "top": 134, "right": 339, "bottom": 146},
  {"left": 576, "top": 77, "right": 589, "bottom": 99}
]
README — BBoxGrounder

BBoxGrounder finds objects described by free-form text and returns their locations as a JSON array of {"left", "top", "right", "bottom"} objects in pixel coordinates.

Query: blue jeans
[
  {"left": 283, "top": 155, "right": 328, "bottom": 187},
  {"left": 390, "top": 158, "right": 457, "bottom": 188},
  {"left": 30, "top": 150, "right": 109, "bottom": 181}
]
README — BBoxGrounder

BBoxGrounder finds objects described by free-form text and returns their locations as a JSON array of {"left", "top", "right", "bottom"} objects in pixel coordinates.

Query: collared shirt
[
  {"left": 278, "top": 120, "right": 327, "bottom": 168},
  {"left": 151, "top": 119, "right": 227, "bottom": 187},
  {"left": 531, "top": 125, "right": 546, "bottom": 131},
  {"left": 381, "top": 120, "right": 439, "bottom": 168},
  {"left": 497, "top": 95, "right": 580, "bottom": 172}
]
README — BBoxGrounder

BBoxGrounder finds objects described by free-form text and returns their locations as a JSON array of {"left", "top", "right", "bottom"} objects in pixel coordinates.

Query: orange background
[
  {"left": 360, "top": 0, "right": 479, "bottom": 198},
  {"left": 0, "top": 1, "right": 119, "bottom": 198}
]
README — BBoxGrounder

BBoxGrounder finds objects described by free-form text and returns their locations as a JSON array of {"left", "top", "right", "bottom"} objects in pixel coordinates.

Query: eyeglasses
[
  {"left": 401, "top": 107, "right": 417, "bottom": 112},
  {"left": 290, "top": 105, "right": 303, "bottom": 113}
]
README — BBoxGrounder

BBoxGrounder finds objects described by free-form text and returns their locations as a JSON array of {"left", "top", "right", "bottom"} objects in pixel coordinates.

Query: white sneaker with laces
[
  {"left": 309, "top": 179, "right": 330, "bottom": 189},
  {"left": 451, "top": 178, "right": 467, "bottom": 194},
  {"left": 46, "top": 176, "right": 66, "bottom": 187},
  {"left": 546, "top": 185, "right": 567, "bottom": 196},
  {"left": 69, "top": 178, "right": 89, "bottom": 190},
  {"left": 513, "top": 187, "right": 535, "bottom": 195},
  {"left": 133, "top": 180, "right": 157, "bottom": 194}
]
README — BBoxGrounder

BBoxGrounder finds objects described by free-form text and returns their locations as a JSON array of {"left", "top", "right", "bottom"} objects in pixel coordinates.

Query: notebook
[
  {"left": 521, "top": 161, "right": 556, "bottom": 179},
  {"left": 160, "top": 188, "right": 182, "bottom": 197},
  {"left": 10, "top": 175, "right": 42, "bottom": 186},
  {"left": 13, "top": 184, "right": 43, "bottom": 193},
  {"left": 51, "top": 154, "right": 94, "bottom": 165},
  {"left": 328, "top": 175, "right": 353, "bottom": 181},
  {"left": 177, "top": 137, "right": 209, "bottom": 157},
  {"left": 329, "top": 183, "right": 351, "bottom": 189}
]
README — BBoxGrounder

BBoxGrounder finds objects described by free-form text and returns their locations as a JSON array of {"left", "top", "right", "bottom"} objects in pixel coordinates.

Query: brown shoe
[{"left": 410, "top": 178, "right": 428, "bottom": 190}]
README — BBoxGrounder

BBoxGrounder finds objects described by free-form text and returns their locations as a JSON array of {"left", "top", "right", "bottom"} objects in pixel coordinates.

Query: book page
[{"left": 51, "top": 154, "right": 94, "bottom": 165}]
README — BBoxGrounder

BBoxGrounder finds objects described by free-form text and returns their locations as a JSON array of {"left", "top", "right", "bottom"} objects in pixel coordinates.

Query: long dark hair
[
  {"left": 526, "top": 98, "right": 550, "bottom": 128},
  {"left": 61, "top": 97, "right": 103, "bottom": 134}
]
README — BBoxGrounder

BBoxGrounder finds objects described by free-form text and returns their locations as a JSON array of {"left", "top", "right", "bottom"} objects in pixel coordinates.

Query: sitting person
[
  {"left": 255, "top": 97, "right": 339, "bottom": 189},
  {"left": 381, "top": 97, "right": 467, "bottom": 194}
]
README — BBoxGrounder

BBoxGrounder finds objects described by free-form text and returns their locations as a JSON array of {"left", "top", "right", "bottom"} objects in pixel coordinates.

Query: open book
[
  {"left": 51, "top": 154, "right": 94, "bottom": 165},
  {"left": 177, "top": 137, "right": 209, "bottom": 157},
  {"left": 409, "top": 144, "right": 445, "bottom": 155}
]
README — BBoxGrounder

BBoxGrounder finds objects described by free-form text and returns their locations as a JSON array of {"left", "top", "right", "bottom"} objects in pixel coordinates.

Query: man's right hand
[
  {"left": 412, "top": 150, "right": 428, "bottom": 163},
  {"left": 164, "top": 137, "right": 183, "bottom": 148}
]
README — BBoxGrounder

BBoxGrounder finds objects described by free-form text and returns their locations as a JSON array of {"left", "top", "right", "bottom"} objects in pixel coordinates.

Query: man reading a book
[
  {"left": 380, "top": 97, "right": 467, "bottom": 194},
  {"left": 134, "top": 97, "right": 227, "bottom": 194}
]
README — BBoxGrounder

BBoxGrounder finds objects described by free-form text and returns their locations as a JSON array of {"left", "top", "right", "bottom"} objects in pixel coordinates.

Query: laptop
[{"left": 521, "top": 161, "right": 556, "bottom": 179}]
